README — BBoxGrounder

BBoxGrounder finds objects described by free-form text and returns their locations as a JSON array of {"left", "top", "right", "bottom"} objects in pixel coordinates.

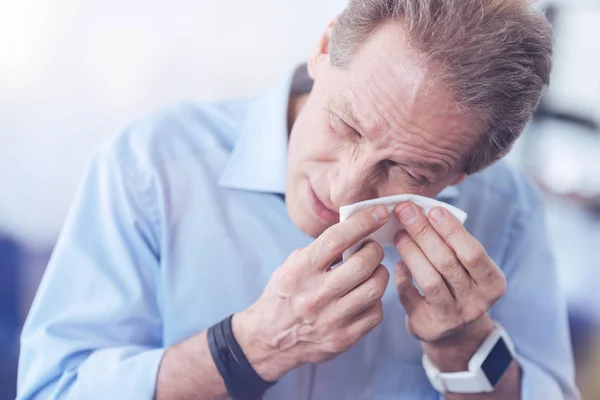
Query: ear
[
  {"left": 307, "top": 18, "right": 336, "bottom": 80},
  {"left": 450, "top": 173, "right": 467, "bottom": 186}
]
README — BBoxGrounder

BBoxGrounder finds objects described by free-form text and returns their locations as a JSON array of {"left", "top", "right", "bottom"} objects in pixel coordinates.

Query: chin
[
  {"left": 287, "top": 203, "right": 326, "bottom": 238},
  {"left": 286, "top": 192, "right": 330, "bottom": 239}
]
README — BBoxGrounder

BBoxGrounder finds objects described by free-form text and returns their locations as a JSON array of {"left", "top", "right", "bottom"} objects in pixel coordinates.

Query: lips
[{"left": 308, "top": 182, "right": 340, "bottom": 224}]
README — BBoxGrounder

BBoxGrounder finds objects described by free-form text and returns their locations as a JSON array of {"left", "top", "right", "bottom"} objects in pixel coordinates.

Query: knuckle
[
  {"left": 365, "top": 283, "right": 378, "bottom": 300},
  {"left": 365, "top": 268, "right": 388, "bottom": 300},
  {"left": 378, "top": 264, "right": 391, "bottom": 280},
  {"left": 273, "top": 268, "right": 297, "bottom": 291},
  {"left": 422, "top": 331, "right": 438, "bottom": 343},
  {"left": 321, "top": 233, "right": 344, "bottom": 254},
  {"left": 443, "top": 221, "right": 462, "bottom": 238},
  {"left": 421, "top": 279, "right": 444, "bottom": 297},
  {"left": 346, "top": 257, "right": 367, "bottom": 278},
  {"left": 370, "top": 302, "right": 384, "bottom": 325},
  {"left": 380, "top": 267, "right": 391, "bottom": 287},
  {"left": 374, "top": 271, "right": 389, "bottom": 298},
  {"left": 294, "top": 294, "right": 320, "bottom": 317},
  {"left": 338, "top": 335, "right": 354, "bottom": 352},
  {"left": 404, "top": 317, "right": 414, "bottom": 333},
  {"left": 329, "top": 332, "right": 352, "bottom": 353},
  {"left": 466, "top": 305, "right": 487, "bottom": 324},
  {"left": 496, "top": 273, "right": 507, "bottom": 297},
  {"left": 411, "top": 324, "right": 436, "bottom": 343},
  {"left": 348, "top": 246, "right": 382, "bottom": 277},
  {"left": 439, "top": 321, "right": 466, "bottom": 339},
  {"left": 364, "top": 241, "right": 385, "bottom": 263},
  {"left": 305, "top": 352, "right": 324, "bottom": 364},
  {"left": 463, "top": 245, "right": 487, "bottom": 267},
  {"left": 411, "top": 221, "right": 430, "bottom": 240},
  {"left": 404, "top": 317, "right": 432, "bottom": 342},
  {"left": 321, "top": 339, "right": 338, "bottom": 355},
  {"left": 323, "top": 275, "right": 344, "bottom": 294},
  {"left": 356, "top": 213, "right": 374, "bottom": 233},
  {"left": 271, "top": 266, "right": 286, "bottom": 280},
  {"left": 488, "top": 277, "right": 506, "bottom": 304},
  {"left": 437, "top": 256, "right": 462, "bottom": 276},
  {"left": 405, "top": 319, "right": 420, "bottom": 339},
  {"left": 288, "top": 247, "right": 312, "bottom": 268}
]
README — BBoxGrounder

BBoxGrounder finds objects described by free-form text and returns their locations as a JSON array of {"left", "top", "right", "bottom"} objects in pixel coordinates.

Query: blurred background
[{"left": 0, "top": 0, "right": 599, "bottom": 398}]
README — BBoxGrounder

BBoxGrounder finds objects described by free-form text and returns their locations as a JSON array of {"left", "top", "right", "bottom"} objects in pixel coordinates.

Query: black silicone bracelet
[
  {"left": 217, "top": 317, "right": 257, "bottom": 397},
  {"left": 222, "top": 316, "right": 265, "bottom": 380},
  {"left": 207, "top": 323, "right": 238, "bottom": 394},
  {"left": 207, "top": 315, "right": 276, "bottom": 400}
]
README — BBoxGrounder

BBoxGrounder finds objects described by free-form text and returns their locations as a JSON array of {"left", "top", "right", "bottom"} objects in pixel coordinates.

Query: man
[{"left": 18, "top": 0, "right": 579, "bottom": 399}]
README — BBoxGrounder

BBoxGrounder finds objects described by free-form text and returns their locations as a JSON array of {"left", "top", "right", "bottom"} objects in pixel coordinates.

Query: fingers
[
  {"left": 395, "top": 202, "right": 472, "bottom": 295},
  {"left": 394, "top": 230, "right": 455, "bottom": 312},
  {"left": 394, "top": 261, "right": 423, "bottom": 315},
  {"left": 344, "top": 301, "right": 384, "bottom": 344},
  {"left": 319, "top": 302, "right": 384, "bottom": 357},
  {"left": 323, "top": 241, "right": 385, "bottom": 299},
  {"left": 426, "top": 207, "right": 503, "bottom": 287},
  {"left": 307, "top": 206, "right": 389, "bottom": 271},
  {"left": 330, "top": 264, "right": 389, "bottom": 318}
]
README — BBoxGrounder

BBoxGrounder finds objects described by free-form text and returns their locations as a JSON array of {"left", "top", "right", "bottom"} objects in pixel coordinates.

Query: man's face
[{"left": 286, "top": 23, "right": 481, "bottom": 238}]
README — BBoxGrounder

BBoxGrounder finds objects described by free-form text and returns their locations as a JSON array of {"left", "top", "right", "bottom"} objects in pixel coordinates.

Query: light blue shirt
[{"left": 19, "top": 66, "right": 579, "bottom": 399}]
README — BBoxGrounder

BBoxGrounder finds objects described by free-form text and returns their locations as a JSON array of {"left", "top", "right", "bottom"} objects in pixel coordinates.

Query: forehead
[{"left": 327, "top": 24, "right": 480, "bottom": 156}]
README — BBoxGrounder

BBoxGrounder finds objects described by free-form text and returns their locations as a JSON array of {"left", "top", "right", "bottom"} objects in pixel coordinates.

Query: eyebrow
[
  {"left": 329, "top": 97, "right": 366, "bottom": 135},
  {"left": 330, "top": 97, "right": 449, "bottom": 175},
  {"left": 405, "top": 160, "right": 446, "bottom": 174}
]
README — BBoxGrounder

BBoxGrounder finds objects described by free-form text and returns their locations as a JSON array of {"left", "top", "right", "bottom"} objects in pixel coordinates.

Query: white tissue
[{"left": 339, "top": 194, "right": 467, "bottom": 261}]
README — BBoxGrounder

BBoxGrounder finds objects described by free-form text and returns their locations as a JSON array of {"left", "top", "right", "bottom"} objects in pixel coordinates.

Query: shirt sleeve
[
  {"left": 491, "top": 180, "right": 580, "bottom": 400},
  {"left": 18, "top": 143, "right": 166, "bottom": 400}
]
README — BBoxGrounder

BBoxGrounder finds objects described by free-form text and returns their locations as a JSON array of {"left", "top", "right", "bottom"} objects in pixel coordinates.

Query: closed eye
[
  {"left": 330, "top": 112, "right": 361, "bottom": 138},
  {"left": 383, "top": 160, "right": 430, "bottom": 186}
]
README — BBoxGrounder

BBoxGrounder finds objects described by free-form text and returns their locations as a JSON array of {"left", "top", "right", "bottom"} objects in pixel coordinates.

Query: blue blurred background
[{"left": 1, "top": 1, "right": 599, "bottom": 398}]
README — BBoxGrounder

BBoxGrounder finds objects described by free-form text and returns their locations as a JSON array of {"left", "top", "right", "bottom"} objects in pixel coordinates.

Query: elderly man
[{"left": 18, "top": 0, "right": 579, "bottom": 399}]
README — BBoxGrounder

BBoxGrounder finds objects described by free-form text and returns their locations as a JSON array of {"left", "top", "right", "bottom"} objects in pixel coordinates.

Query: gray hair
[{"left": 330, "top": 0, "right": 553, "bottom": 174}]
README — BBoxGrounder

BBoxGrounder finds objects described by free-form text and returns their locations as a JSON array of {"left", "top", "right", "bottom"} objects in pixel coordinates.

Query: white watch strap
[
  {"left": 422, "top": 322, "right": 516, "bottom": 394},
  {"left": 423, "top": 353, "right": 490, "bottom": 393}
]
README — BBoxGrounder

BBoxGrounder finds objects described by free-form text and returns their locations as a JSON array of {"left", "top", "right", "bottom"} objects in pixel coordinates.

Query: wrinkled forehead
[
  {"left": 328, "top": 72, "right": 478, "bottom": 147},
  {"left": 329, "top": 22, "right": 482, "bottom": 137}
]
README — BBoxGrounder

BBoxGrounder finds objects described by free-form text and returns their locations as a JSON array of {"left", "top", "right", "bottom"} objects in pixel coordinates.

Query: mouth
[{"left": 307, "top": 182, "right": 340, "bottom": 225}]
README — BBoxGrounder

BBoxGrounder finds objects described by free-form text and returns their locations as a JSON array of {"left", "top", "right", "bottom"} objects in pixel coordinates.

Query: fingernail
[
  {"left": 429, "top": 207, "right": 446, "bottom": 225},
  {"left": 398, "top": 204, "right": 418, "bottom": 224},
  {"left": 372, "top": 206, "right": 389, "bottom": 221}
]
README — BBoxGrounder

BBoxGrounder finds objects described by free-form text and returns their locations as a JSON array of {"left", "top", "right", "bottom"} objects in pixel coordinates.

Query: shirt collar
[
  {"left": 219, "top": 66, "right": 301, "bottom": 194},
  {"left": 219, "top": 64, "right": 459, "bottom": 200}
]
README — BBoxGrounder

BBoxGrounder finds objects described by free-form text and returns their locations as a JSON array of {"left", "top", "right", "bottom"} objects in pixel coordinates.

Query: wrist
[
  {"left": 421, "top": 314, "right": 495, "bottom": 372},
  {"left": 231, "top": 307, "right": 296, "bottom": 382}
]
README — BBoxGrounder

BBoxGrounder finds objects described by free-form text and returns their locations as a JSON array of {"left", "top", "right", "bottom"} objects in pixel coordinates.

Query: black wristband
[
  {"left": 207, "top": 315, "right": 276, "bottom": 400},
  {"left": 207, "top": 322, "right": 238, "bottom": 394}
]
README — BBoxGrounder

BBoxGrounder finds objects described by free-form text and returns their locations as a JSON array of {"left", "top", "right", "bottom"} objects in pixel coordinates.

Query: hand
[
  {"left": 393, "top": 202, "right": 506, "bottom": 370},
  {"left": 233, "top": 206, "right": 391, "bottom": 381}
]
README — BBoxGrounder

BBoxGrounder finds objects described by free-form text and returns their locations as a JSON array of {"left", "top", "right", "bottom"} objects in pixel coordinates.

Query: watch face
[{"left": 481, "top": 337, "right": 513, "bottom": 387}]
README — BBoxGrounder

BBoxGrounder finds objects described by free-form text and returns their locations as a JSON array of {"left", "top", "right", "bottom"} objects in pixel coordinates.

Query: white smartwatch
[{"left": 422, "top": 322, "right": 517, "bottom": 394}]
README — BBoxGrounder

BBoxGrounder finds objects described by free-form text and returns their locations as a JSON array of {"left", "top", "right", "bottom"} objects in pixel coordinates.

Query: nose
[{"left": 328, "top": 156, "right": 378, "bottom": 207}]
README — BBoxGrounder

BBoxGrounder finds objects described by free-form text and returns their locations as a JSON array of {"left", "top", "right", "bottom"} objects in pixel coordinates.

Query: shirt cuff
[{"left": 77, "top": 347, "right": 166, "bottom": 399}]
